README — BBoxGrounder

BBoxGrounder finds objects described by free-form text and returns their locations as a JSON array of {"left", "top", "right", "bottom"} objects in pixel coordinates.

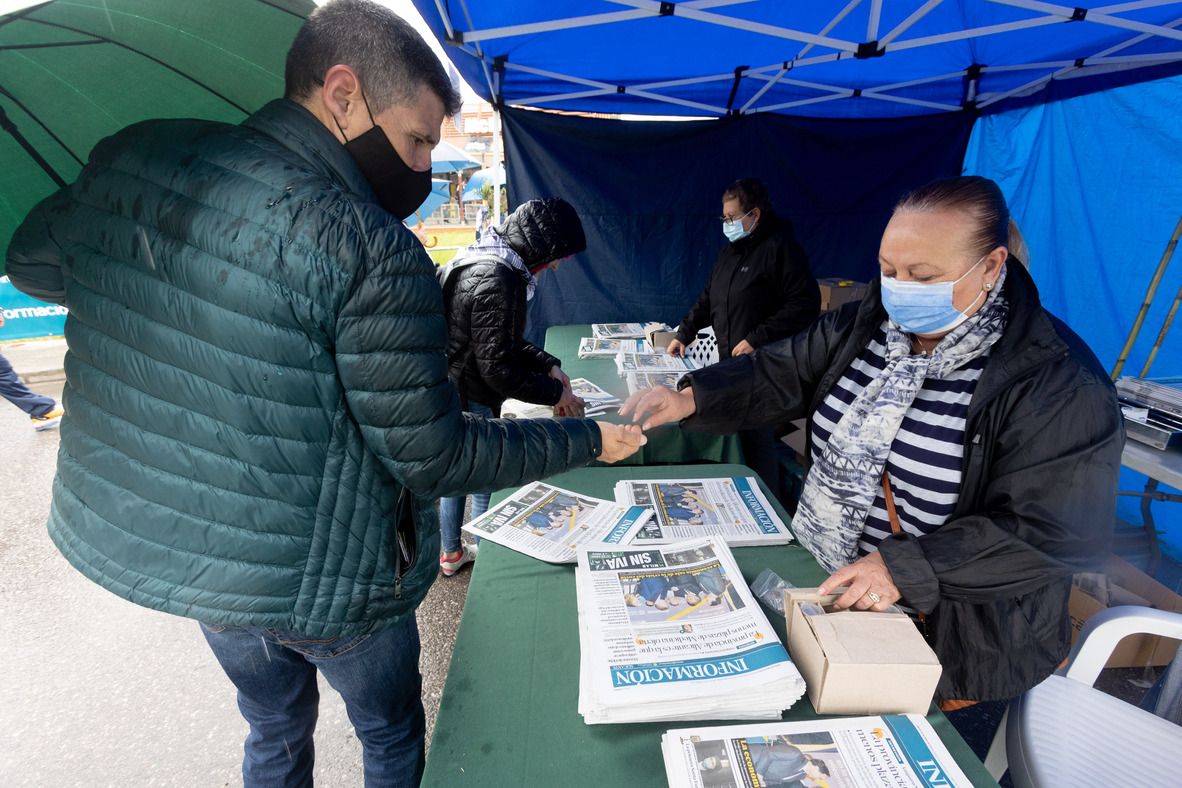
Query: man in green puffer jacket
[{"left": 4, "top": 1, "right": 643, "bottom": 785}]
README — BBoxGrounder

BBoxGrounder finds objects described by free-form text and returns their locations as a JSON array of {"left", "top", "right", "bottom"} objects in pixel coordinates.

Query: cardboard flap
[{"left": 808, "top": 612, "right": 939, "bottom": 666}]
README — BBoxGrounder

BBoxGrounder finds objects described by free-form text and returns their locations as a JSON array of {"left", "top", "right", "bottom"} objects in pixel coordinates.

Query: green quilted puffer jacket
[{"left": 6, "top": 99, "right": 602, "bottom": 637}]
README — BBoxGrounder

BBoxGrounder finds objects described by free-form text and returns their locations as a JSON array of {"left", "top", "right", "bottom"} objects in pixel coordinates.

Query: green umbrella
[{"left": 0, "top": 0, "right": 314, "bottom": 269}]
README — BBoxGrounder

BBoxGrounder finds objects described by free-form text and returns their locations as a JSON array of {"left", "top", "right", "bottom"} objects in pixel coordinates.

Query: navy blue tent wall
[{"left": 503, "top": 108, "right": 973, "bottom": 344}]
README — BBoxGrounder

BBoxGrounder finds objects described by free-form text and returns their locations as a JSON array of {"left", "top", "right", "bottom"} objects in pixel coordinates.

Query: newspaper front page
[
  {"left": 662, "top": 714, "right": 972, "bottom": 788},
  {"left": 626, "top": 370, "right": 688, "bottom": 395},
  {"left": 593, "top": 322, "right": 649, "bottom": 339},
  {"left": 569, "top": 378, "right": 622, "bottom": 415},
  {"left": 616, "top": 477, "right": 792, "bottom": 547},
  {"left": 576, "top": 537, "right": 805, "bottom": 724},
  {"left": 463, "top": 482, "right": 652, "bottom": 563},
  {"left": 616, "top": 351, "right": 699, "bottom": 377},
  {"left": 579, "top": 337, "right": 651, "bottom": 358}
]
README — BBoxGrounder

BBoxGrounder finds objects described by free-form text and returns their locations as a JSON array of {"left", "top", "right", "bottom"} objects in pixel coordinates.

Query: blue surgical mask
[
  {"left": 880, "top": 256, "right": 987, "bottom": 336},
  {"left": 722, "top": 209, "right": 754, "bottom": 243}
]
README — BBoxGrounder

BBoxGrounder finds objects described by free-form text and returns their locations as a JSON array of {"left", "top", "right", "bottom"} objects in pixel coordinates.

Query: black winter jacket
[
  {"left": 682, "top": 263, "right": 1122, "bottom": 701},
  {"left": 442, "top": 252, "right": 563, "bottom": 412},
  {"left": 675, "top": 212, "right": 820, "bottom": 359}
]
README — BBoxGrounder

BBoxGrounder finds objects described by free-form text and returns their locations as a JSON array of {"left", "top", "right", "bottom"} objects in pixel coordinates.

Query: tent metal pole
[
  {"left": 432, "top": 0, "right": 455, "bottom": 39},
  {"left": 453, "top": 0, "right": 498, "bottom": 102},
  {"left": 988, "top": 0, "right": 1182, "bottom": 43},
  {"left": 752, "top": 91, "right": 853, "bottom": 113},
  {"left": 880, "top": 0, "right": 945, "bottom": 47},
  {"left": 867, "top": 0, "right": 882, "bottom": 40},
  {"left": 741, "top": 65, "right": 787, "bottom": 113},
  {"left": 514, "top": 88, "right": 615, "bottom": 106},
  {"left": 1111, "top": 214, "right": 1182, "bottom": 380},
  {"left": 606, "top": 0, "right": 859, "bottom": 52},
  {"left": 889, "top": 15, "right": 1064, "bottom": 52},
  {"left": 0, "top": 104, "right": 66, "bottom": 188},
  {"left": 858, "top": 91, "right": 961, "bottom": 111},
  {"left": 1102, "top": 0, "right": 1182, "bottom": 12},
  {"left": 460, "top": 0, "right": 752, "bottom": 44},
  {"left": 796, "top": 0, "right": 863, "bottom": 60}
]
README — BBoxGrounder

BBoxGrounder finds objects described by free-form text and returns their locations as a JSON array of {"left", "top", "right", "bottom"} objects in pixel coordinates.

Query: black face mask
[{"left": 336, "top": 95, "right": 432, "bottom": 221}]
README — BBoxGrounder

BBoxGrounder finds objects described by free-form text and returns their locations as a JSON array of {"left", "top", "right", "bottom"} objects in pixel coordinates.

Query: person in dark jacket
[
  {"left": 668, "top": 178, "right": 820, "bottom": 494},
  {"left": 4, "top": 2, "right": 644, "bottom": 785},
  {"left": 436, "top": 197, "right": 589, "bottom": 575},
  {"left": 623, "top": 176, "right": 1121, "bottom": 706}
]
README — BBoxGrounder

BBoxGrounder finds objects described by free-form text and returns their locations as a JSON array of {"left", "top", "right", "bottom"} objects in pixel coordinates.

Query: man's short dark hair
[
  {"left": 285, "top": 0, "right": 461, "bottom": 116},
  {"left": 722, "top": 178, "right": 772, "bottom": 215}
]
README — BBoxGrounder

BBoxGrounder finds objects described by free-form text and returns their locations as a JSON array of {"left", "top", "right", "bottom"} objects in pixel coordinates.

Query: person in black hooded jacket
[
  {"left": 436, "top": 197, "right": 588, "bottom": 574},
  {"left": 668, "top": 178, "right": 820, "bottom": 495},
  {"left": 623, "top": 176, "right": 1121, "bottom": 706}
]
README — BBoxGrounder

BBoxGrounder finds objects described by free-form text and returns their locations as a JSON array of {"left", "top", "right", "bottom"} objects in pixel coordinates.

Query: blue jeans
[
  {"left": 0, "top": 352, "right": 55, "bottom": 417},
  {"left": 439, "top": 400, "right": 494, "bottom": 553},
  {"left": 200, "top": 615, "right": 424, "bottom": 788}
]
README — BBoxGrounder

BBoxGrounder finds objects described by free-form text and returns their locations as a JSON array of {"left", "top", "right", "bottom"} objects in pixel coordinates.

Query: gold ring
[{"left": 866, "top": 591, "right": 881, "bottom": 604}]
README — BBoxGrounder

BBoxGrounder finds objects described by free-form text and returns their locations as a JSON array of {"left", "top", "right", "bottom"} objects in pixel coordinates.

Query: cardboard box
[
  {"left": 1069, "top": 554, "right": 1182, "bottom": 668},
  {"left": 817, "top": 278, "right": 868, "bottom": 313},
  {"left": 785, "top": 588, "right": 941, "bottom": 715},
  {"left": 644, "top": 324, "right": 677, "bottom": 350}
]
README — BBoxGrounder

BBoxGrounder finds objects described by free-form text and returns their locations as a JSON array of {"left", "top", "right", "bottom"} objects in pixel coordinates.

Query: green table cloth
[
  {"left": 544, "top": 325, "right": 743, "bottom": 466},
  {"left": 422, "top": 464, "right": 997, "bottom": 787}
]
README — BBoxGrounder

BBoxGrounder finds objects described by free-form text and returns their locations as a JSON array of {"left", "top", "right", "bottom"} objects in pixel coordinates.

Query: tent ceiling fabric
[
  {"left": 0, "top": 0, "right": 313, "bottom": 263},
  {"left": 414, "top": 0, "right": 1182, "bottom": 117}
]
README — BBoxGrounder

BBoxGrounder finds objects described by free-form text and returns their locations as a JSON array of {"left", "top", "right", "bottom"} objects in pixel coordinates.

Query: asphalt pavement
[{"left": 0, "top": 339, "right": 474, "bottom": 787}]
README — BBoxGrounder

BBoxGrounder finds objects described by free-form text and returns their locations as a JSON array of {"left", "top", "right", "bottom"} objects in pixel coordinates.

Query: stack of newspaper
[
  {"left": 578, "top": 337, "right": 652, "bottom": 358},
  {"left": 500, "top": 379, "right": 621, "bottom": 419},
  {"left": 615, "top": 350, "right": 699, "bottom": 378},
  {"left": 592, "top": 322, "right": 649, "bottom": 339},
  {"left": 625, "top": 370, "right": 688, "bottom": 395},
  {"left": 570, "top": 378, "right": 623, "bottom": 416},
  {"left": 661, "top": 714, "right": 972, "bottom": 787},
  {"left": 462, "top": 482, "right": 653, "bottom": 563},
  {"left": 616, "top": 477, "right": 793, "bottom": 547},
  {"left": 575, "top": 537, "right": 806, "bottom": 724}
]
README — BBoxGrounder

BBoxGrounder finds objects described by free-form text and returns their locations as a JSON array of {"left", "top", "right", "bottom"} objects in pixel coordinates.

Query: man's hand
[
  {"left": 619, "top": 385, "right": 697, "bottom": 430},
  {"left": 818, "top": 551, "right": 902, "bottom": 612},
  {"left": 548, "top": 364, "right": 571, "bottom": 388},
  {"left": 666, "top": 338, "right": 686, "bottom": 358},
  {"left": 596, "top": 423, "right": 647, "bottom": 463},
  {"left": 731, "top": 339, "right": 755, "bottom": 356},
  {"left": 554, "top": 387, "right": 586, "bottom": 417}
]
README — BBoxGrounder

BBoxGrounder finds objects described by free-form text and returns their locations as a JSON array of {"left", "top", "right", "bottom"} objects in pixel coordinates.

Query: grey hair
[
  {"left": 894, "top": 175, "right": 1010, "bottom": 260},
  {"left": 284, "top": 0, "right": 461, "bottom": 116}
]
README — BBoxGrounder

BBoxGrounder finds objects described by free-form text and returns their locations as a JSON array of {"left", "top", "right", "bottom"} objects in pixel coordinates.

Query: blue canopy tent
[{"left": 413, "top": 1, "right": 1182, "bottom": 552}]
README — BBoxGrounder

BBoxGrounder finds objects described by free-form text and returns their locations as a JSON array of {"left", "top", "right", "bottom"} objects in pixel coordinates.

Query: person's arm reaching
[{"left": 335, "top": 225, "right": 642, "bottom": 500}]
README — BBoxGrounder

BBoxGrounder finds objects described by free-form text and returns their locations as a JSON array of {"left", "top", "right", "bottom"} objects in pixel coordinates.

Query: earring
[{"left": 984, "top": 282, "right": 993, "bottom": 290}]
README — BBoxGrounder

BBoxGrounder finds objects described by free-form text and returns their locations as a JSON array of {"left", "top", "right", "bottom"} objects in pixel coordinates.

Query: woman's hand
[
  {"left": 819, "top": 551, "right": 902, "bottom": 611},
  {"left": 619, "top": 385, "right": 697, "bottom": 430},
  {"left": 731, "top": 339, "right": 755, "bottom": 356},
  {"left": 666, "top": 338, "right": 686, "bottom": 358},
  {"left": 548, "top": 365, "right": 571, "bottom": 388}
]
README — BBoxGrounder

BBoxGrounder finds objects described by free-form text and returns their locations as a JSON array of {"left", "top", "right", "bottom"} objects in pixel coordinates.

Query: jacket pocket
[{"left": 393, "top": 487, "right": 419, "bottom": 598}]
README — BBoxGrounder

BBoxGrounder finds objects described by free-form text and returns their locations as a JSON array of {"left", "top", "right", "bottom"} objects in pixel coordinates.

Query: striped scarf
[{"left": 792, "top": 268, "right": 1009, "bottom": 573}]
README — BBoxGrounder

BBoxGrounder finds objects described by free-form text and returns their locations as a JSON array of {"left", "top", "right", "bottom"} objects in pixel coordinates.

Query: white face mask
[
  {"left": 722, "top": 209, "right": 754, "bottom": 242},
  {"left": 879, "top": 256, "right": 988, "bottom": 335}
]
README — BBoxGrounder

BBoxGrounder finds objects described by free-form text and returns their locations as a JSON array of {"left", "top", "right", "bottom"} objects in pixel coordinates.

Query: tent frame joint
[
  {"left": 856, "top": 40, "right": 884, "bottom": 58},
  {"left": 659, "top": 2, "right": 676, "bottom": 16},
  {"left": 1071, "top": 7, "right": 1088, "bottom": 22}
]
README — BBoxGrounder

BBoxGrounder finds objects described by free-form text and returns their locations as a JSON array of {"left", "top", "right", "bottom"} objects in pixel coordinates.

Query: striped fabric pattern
[{"left": 810, "top": 324, "right": 988, "bottom": 555}]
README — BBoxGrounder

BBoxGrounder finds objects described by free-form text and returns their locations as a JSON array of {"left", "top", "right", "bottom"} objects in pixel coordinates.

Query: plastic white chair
[
  {"left": 685, "top": 327, "right": 719, "bottom": 366},
  {"left": 997, "top": 606, "right": 1182, "bottom": 787}
]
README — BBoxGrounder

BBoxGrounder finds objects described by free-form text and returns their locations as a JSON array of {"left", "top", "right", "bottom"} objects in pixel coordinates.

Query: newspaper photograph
[
  {"left": 569, "top": 377, "right": 623, "bottom": 416},
  {"left": 592, "top": 322, "right": 649, "bottom": 339},
  {"left": 617, "top": 477, "right": 792, "bottom": 547},
  {"left": 616, "top": 351, "right": 699, "bottom": 377},
  {"left": 626, "top": 370, "right": 688, "bottom": 395},
  {"left": 661, "top": 714, "right": 972, "bottom": 788},
  {"left": 579, "top": 337, "right": 651, "bottom": 358},
  {"left": 463, "top": 482, "right": 652, "bottom": 563},
  {"left": 499, "top": 399, "right": 555, "bottom": 419},
  {"left": 576, "top": 537, "right": 805, "bottom": 724}
]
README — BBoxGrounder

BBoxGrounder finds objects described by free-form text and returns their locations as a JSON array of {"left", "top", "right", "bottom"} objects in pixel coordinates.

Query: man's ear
[{"left": 318, "top": 64, "right": 364, "bottom": 139}]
